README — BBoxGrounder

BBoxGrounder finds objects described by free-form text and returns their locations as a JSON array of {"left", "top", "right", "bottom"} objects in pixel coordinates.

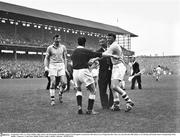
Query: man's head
[
  {"left": 130, "top": 56, "right": 136, "bottom": 62},
  {"left": 107, "top": 33, "right": 116, "bottom": 45},
  {"left": 78, "top": 36, "right": 86, "bottom": 47},
  {"left": 53, "top": 34, "right": 61, "bottom": 45},
  {"left": 99, "top": 37, "right": 107, "bottom": 49}
]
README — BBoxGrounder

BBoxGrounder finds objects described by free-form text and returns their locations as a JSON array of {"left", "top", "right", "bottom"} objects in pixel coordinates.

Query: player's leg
[
  {"left": 55, "top": 76, "right": 60, "bottom": 89},
  {"left": 121, "top": 80, "right": 126, "bottom": 90},
  {"left": 66, "top": 71, "right": 71, "bottom": 91},
  {"left": 76, "top": 86, "right": 83, "bottom": 114},
  {"left": 49, "top": 75, "right": 56, "bottom": 106},
  {"left": 48, "top": 64, "right": 58, "bottom": 106},
  {"left": 84, "top": 69, "right": 98, "bottom": 115},
  {"left": 93, "top": 76, "right": 98, "bottom": 91},
  {"left": 57, "top": 64, "right": 67, "bottom": 103},
  {"left": 46, "top": 76, "right": 51, "bottom": 90},
  {"left": 111, "top": 63, "right": 134, "bottom": 112},
  {"left": 110, "top": 91, "right": 120, "bottom": 111},
  {"left": 86, "top": 83, "right": 98, "bottom": 115},
  {"left": 58, "top": 75, "right": 67, "bottom": 103},
  {"left": 131, "top": 77, "right": 136, "bottom": 89},
  {"left": 137, "top": 76, "right": 142, "bottom": 89},
  {"left": 156, "top": 72, "right": 159, "bottom": 81},
  {"left": 73, "top": 69, "right": 83, "bottom": 114},
  {"left": 111, "top": 79, "right": 134, "bottom": 112}
]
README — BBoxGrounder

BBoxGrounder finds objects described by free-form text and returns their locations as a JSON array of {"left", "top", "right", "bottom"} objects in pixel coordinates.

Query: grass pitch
[{"left": 0, "top": 75, "right": 179, "bottom": 133}]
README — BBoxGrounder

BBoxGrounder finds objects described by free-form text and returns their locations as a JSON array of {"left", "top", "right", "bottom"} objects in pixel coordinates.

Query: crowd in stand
[
  {"left": 0, "top": 59, "right": 44, "bottom": 79},
  {"left": 0, "top": 22, "right": 98, "bottom": 49},
  {"left": 0, "top": 53, "right": 44, "bottom": 79},
  {"left": 0, "top": 22, "right": 179, "bottom": 79}
]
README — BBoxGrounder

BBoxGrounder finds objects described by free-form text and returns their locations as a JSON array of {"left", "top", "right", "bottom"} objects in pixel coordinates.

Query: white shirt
[{"left": 104, "top": 41, "right": 124, "bottom": 65}]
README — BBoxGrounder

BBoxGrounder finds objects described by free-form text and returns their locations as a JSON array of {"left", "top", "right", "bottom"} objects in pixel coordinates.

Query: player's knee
[
  {"left": 50, "top": 82, "right": 56, "bottom": 89},
  {"left": 87, "top": 83, "right": 96, "bottom": 93},
  {"left": 111, "top": 84, "right": 117, "bottom": 91},
  {"left": 89, "top": 93, "right": 95, "bottom": 100},
  {"left": 61, "top": 82, "right": 67, "bottom": 90}
]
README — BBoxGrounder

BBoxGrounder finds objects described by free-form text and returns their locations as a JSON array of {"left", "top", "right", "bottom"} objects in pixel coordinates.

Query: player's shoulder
[
  {"left": 47, "top": 44, "right": 54, "bottom": 49},
  {"left": 61, "top": 44, "right": 66, "bottom": 48},
  {"left": 111, "top": 42, "right": 120, "bottom": 48},
  {"left": 46, "top": 44, "right": 53, "bottom": 51}
]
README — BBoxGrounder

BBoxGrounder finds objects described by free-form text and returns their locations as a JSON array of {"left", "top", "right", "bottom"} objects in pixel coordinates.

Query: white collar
[{"left": 77, "top": 46, "right": 84, "bottom": 48}]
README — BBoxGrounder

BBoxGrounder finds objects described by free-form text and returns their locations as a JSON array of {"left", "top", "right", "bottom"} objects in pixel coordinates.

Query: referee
[{"left": 71, "top": 36, "right": 115, "bottom": 115}]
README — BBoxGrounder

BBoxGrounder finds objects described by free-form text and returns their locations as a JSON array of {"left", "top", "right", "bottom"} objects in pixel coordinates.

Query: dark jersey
[
  {"left": 132, "top": 62, "right": 140, "bottom": 75},
  {"left": 71, "top": 47, "right": 102, "bottom": 69}
]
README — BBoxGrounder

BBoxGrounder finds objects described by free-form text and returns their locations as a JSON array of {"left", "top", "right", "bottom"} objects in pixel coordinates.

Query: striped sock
[
  {"left": 122, "top": 93, "right": 131, "bottom": 103},
  {"left": 87, "top": 94, "right": 95, "bottom": 111},
  {"left": 50, "top": 89, "right": 55, "bottom": 101}
]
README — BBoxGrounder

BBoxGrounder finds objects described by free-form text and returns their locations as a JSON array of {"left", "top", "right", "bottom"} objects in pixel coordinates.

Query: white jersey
[
  {"left": 46, "top": 43, "right": 67, "bottom": 64},
  {"left": 156, "top": 67, "right": 162, "bottom": 74},
  {"left": 104, "top": 42, "right": 124, "bottom": 65}
]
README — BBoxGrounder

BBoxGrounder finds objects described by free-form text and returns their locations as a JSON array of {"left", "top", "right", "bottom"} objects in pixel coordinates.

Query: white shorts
[
  {"left": 157, "top": 71, "right": 161, "bottom": 75},
  {"left": 91, "top": 68, "right": 99, "bottom": 78},
  {"left": 111, "top": 63, "right": 126, "bottom": 81},
  {"left": 49, "top": 63, "right": 66, "bottom": 77},
  {"left": 73, "top": 69, "right": 94, "bottom": 87}
]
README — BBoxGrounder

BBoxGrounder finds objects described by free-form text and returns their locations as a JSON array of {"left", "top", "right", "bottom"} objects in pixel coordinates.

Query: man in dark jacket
[
  {"left": 96, "top": 38, "right": 114, "bottom": 109},
  {"left": 131, "top": 57, "right": 142, "bottom": 89}
]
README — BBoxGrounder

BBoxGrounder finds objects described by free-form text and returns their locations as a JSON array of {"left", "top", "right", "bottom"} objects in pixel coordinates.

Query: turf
[{"left": 0, "top": 75, "right": 179, "bottom": 133}]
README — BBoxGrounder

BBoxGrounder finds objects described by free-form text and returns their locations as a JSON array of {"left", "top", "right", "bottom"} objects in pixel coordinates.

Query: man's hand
[
  {"left": 65, "top": 69, "right": 70, "bottom": 77},
  {"left": 88, "top": 57, "right": 100, "bottom": 66}
]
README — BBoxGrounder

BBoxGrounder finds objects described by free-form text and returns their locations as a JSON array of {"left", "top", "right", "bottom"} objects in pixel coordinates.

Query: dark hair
[
  {"left": 53, "top": 34, "right": 60, "bottom": 40},
  {"left": 78, "top": 37, "right": 86, "bottom": 46},
  {"left": 107, "top": 33, "right": 116, "bottom": 40}
]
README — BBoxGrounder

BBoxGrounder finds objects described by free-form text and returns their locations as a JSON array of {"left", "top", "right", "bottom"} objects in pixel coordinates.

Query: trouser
[
  {"left": 131, "top": 75, "right": 142, "bottom": 89},
  {"left": 98, "top": 71, "right": 113, "bottom": 108}
]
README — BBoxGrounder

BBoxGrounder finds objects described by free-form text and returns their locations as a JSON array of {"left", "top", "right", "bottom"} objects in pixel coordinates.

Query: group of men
[{"left": 44, "top": 33, "right": 135, "bottom": 115}]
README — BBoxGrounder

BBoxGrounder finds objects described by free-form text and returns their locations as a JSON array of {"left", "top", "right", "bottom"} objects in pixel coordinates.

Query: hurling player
[
  {"left": 44, "top": 34, "right": 67, "bottom": 106},
  {"left": 103, "top": 33, "right": 134, "bottom": 112}
]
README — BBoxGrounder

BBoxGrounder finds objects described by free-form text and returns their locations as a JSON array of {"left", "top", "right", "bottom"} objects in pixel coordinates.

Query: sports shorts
[
  {"left": 49, "top": 63, "right": 66, "bottom": 77},
  {"left": 73, "top": 68, "right": 94, "bottom": 87},
  {"left": 111, "top": 63, "right": 126, "bottom": 81},
  {"left": 91, "top": 68, "right": 99, "bottom": 78}
]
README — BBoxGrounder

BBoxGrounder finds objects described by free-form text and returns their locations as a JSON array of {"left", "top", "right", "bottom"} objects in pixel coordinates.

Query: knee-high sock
[
  {"left": 87, "top": 94, "right": 95, "bottom": 111},
  {"left": 50, "top": 89, "right": 55, "bottom": 101},
  {"left": 113, "top": 91, "right": 120, "bottom": 105},
  {"left": 76, "top": 91, "right": 82, "bottom": 108},
  {"left": 115, "top": 86, "right": 132, "bottom": 103},
  {"left": 121, "top": 92, "right": 132, "bottom": 103}
]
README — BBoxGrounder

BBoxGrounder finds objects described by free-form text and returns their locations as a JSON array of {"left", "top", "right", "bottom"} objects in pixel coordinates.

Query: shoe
[
  {"left": 125, "top": 101, "right": 134, "bottom": 112},
  {"left": 78, "top": 109, "right": 83, "bottom": 114},
  {"left": 59, "top": 93, "right": 63, "bottom": 103},
  {"left": 50, "top": 101, "right": 55, "bottom": 106},
  {"left": 110, "top": 104, "right": 120, "bottom": 111},
  {"left": 86, "top": 110, "right": 99, "bottom": 115},
  {"left": 110, "top": 102, "right": 121, "bottom": 111}
]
